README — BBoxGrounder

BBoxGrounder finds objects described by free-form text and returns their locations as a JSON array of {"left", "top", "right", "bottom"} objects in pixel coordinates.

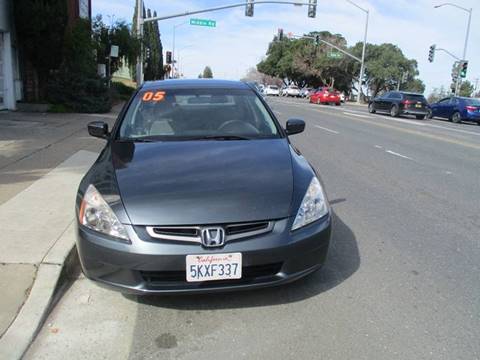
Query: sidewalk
[{"left": 0, "top": 107, "right": 119, "bottom": 359}]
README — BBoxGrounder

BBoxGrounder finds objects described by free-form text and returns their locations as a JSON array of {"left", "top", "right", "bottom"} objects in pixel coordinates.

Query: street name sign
[{"left": 190, "top": 18, "right": 216, "bottom": 27}]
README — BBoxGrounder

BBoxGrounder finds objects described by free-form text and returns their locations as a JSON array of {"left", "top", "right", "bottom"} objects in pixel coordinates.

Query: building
[{"left": 0, "top": 0, "right": 91, "bottom": 110}]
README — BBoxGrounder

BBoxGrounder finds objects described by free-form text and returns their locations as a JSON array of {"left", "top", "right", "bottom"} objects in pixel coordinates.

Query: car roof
[
  {"left": 396, "top": 91, "right": 424, "bottom": 96},
  {"left": 142, "top": 79, "right": 251, "bottom": 90}
]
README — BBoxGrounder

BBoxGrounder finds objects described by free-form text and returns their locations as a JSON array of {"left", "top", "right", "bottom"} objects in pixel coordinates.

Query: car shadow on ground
[{"left": 133, "top": 211, "right": 360, "bottom": 309}]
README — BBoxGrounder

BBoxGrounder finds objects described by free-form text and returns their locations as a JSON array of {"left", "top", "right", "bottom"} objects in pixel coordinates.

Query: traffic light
[
  {"left": 460, "top": 60, "right": 468, "bottom": 78},
  {"left": 277, "top": 28, "right": 284, "bottom": 41},
  {"left": 314, "top": 34, "right": 320, "bottom": 46},
  {"left": 245, "top": 0, "right": 254, "bottom": 17},
  {"left": 166, "top": 51, "right": 172, "bottom": 64},
  {"left": 451, "top": 61, "right": 459, "bottom": 82},
  {"left": 308, "top": 0, "right": 317, "bottom": 18},
  {"left": 402, "top": 71, "right": 408, "bottom": 83},
  {"left": 428, "top": 44, "right": 436, "bottom": 63}
]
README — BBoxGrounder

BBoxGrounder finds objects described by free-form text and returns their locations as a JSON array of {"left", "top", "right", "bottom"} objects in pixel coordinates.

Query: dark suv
[{"left": 368, "top": 91, "right": 429, "bottom": 119}]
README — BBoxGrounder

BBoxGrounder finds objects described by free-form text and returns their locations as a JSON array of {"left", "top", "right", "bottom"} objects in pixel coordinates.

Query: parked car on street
[
  {"left": 283, "top": 85, "right": 301, "bottom": 97},
  {"left": 300, "top": 87, "right": 314, "bottom": 98},
  {"left": 368, "top": 91, "right": 429, "bottom": 119},
  {"left": 310, "top": 87, "right": 341, "bottom": 105},
  {"left": 428, "top": 96, "right": 480, "bottom": 124},
  {"left": 76, "top": 79, "right": 332, "bottom": 294},
  {"left": 264, "top": 85, "right": 280, "bottom": 96}
]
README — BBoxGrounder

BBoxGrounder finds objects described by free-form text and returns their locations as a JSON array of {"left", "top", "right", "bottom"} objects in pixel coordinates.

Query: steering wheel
[{"left": 217, "top": 120, "right": 259, "bottom": 134}]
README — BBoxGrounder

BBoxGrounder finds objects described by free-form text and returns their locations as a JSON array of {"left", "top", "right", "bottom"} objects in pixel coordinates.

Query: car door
[
  {"left": 433, "top": 97, "right": 450, "bottom": 118},
  {"left": 445, "top": 97, "right": 459, "bottom": 119},
  {"left": 375, "top": 92, "right": 389, "bottom": 110}
]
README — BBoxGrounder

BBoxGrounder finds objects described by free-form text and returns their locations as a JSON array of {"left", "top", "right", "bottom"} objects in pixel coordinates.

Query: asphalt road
[{"left": 26, "top": 98, "right": 480, "bottom": 360}]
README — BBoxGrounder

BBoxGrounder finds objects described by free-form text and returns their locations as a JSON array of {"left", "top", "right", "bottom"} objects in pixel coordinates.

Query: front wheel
[
  {"left": 416, "top": 115, "right": 425, "bottom": 120},
  {"left": 451, "top": 111, "right": 461, "bottom": 123},
  {"left": 390, "top": 105, "right": 399, "bottom": 117},
  {"left": 335, "top": 103, "right": 341, "bottom": 106},
  {"left": 316, "top": 99, "right": 321, "bottom": 105},
  {"left": 427, "top": 109, "right": 433, "bottom": 119},
  {"left": 368, "top": 103, "right": 376, "bottom": 113}
]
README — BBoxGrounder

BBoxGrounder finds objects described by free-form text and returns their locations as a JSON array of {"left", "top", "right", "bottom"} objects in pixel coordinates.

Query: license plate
[
  {"left": 415, "top": 104, "right": 422, "bottom": 108},
  {"left": 186, "top": 253, "right": 242, "bottom": 282}
]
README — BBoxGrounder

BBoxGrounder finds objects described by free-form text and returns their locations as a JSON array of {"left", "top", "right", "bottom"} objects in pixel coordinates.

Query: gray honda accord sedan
[{"left": 76, "top": 79, "right": 331, "bottom": 294}]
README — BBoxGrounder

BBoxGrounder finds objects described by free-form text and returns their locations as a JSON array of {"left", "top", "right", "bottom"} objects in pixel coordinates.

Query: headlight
[
  {"left": 292, "top": 176, "right": 328, "bottom": 231},
  {"left": 78, "top": 184, "right": 129, "bottom": 241}
]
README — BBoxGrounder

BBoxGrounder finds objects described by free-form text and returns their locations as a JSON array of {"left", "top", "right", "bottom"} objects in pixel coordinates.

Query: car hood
[{"left": 111, "top": 139, "right": 294, "bottom": 225}]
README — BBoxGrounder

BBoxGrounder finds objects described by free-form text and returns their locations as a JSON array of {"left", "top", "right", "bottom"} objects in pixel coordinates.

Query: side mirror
[
  {"left": 285, "top": 119, "right": 305, "bottom": 135},
  {"left": 87, "top": 121, "right": 109, "bottom": 139}
]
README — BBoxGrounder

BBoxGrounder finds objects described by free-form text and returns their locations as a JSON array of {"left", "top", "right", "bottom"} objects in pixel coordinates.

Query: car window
[
  {"left": 450, "top": 98, "right": 459, "bottom": 105},
  {"left": 405, "top": 94, "right": 427, "bottom": 102},
  {"left": 387, "top": 92, "right": 398, "bottom": 99},
  {"left": 438, "top": 98, "right": 450, "bottom": 104},
  {"left": 464, "top": 98, "right": 480, "bottom": 106},
  {"left": 118, "top": 88, "right": 280, "bottom": 140}
]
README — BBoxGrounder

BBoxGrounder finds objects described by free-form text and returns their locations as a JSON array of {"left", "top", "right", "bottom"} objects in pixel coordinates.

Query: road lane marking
[
  {"left": 425, "top": 123, "right": 480, "bottom": 136},
  {"left": 374, "top": 145, "right": 383, "bottom": 149},
  {"left": 314, "top": 125, "right": 339, "bottom": 134},
  {"left": 343, "top": 112, "right": 370, "bottom": 118},
  {"left": 310, "top": 109, "right": 480, "bottom": 150},
  {"left": 385, "top": 150, "right": 413, "bottom": 160}
]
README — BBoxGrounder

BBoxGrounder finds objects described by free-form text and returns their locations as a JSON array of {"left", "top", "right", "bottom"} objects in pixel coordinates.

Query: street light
[
  {"left": 434, "top": 3, "right": 472, "bottom": 94},
  {"left": 346, "top": 0, "right": 369, "bottom": 104},
  {"left": 172, "top": 21, "right": 189, "bottom": 78}
]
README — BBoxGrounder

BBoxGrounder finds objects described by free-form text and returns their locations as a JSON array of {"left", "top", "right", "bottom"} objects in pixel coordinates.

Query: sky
[{"left": 93, "top": 0, "right": 480, "bottom": 95}]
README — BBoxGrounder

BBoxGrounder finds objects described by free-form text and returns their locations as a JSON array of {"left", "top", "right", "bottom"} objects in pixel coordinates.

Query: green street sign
[
  {"left": 190, "top": 18, "right": 216, "bottom": 27},
  {"left": 328, "top": 52, "right": 343, "bottom": 59}
]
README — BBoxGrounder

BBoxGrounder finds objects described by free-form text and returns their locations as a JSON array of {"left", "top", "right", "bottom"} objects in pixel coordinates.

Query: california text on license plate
[{"left": 186, "top": 253, "right": 242, "bottom": 282}]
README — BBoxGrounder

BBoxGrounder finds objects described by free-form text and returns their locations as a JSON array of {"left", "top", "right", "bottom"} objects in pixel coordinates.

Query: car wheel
[
  {"left": 416, "top": 115, "right": 425, "bottom": 120},
  {"left": 335, "top": 103, "right": 341, "bottom": 106},
  {"left": 427, "top": 109, "right": 433, "bottom": 119},
  {"left": 316, "top": 99, "right": 321, "bottom": 105},
  {"left": 451, "top": 111, "right": 461, "bottom": 123},
  {"left": 390, "top": 104, "right": 399, "bottom": 117},
  {"left": 368, "top": 103, "right": 376, "bottom": 113}
]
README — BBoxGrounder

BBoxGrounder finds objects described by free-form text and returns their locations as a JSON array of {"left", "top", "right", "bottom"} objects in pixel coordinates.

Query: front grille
[
  {"left": 225, "top": 222, "right": 269, "bottom": 235},
  {"left": 140, "top": 263, "right": 282, "bottom": 285},
  {"left": 145, "top": 220, "right": 274, "bottom": 244}
]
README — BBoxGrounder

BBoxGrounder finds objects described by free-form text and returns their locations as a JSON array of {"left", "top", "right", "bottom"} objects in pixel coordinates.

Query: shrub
[{"left": 112, "top": 81, "right": 136, "bottom": 101}]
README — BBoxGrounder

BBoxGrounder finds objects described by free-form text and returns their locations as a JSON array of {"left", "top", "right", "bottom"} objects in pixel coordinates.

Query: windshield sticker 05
[{"left": 142, "top": 91, "right": 166, "bottom": 102}]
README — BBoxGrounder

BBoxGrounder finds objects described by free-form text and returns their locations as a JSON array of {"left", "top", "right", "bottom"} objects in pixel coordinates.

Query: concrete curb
[{"left": 0, "top": 223, "right": 79, "bottom": 359}]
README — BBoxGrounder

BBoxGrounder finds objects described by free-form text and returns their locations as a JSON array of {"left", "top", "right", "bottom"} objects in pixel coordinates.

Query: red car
[{"left": 309, "top": 87, "right": 341, "bottom": 106}]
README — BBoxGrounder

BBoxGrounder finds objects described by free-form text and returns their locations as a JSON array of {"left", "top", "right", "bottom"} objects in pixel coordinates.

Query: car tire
[
  {"left": 451, "top": 111, "right": 461, "bottom": 123},
  {"left": 427, "top": 109, "right": 433, "bottom": 119},
  {"left": 416, "top": 115, "right": 425, "bottom": 120},
  {"left": 335, "top": 103, "right": 341, "bottom": 106},
  {"left": 390, "top": 105, "right": 399, "bottom": 117},
  {"left": 368, "top": 103, "right": 376, "bottom": 113},
  {"left": 316, "top": 99, "right": 321, "bottom": 105}
]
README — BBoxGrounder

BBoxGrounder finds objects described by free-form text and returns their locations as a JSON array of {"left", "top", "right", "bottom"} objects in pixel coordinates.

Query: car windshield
[
  {"left": 118, "top": 88, "right": 280, "bottom": 141},
  {"left": 464, "top": 98, "right": 480, "bottom": 106},
  {"left": 405, "top": 94, "right": 426, "bottom": 102}
]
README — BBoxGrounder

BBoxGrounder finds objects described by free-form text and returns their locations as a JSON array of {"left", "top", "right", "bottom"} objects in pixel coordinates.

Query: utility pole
[
  {"left": 346, "top": 0, "right": 369, "bottom": 104},
  {"left": 135, "top": 0, "right": 144, "bottom": 86}
]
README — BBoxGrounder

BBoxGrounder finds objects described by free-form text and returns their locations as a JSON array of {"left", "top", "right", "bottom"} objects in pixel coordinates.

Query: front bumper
[{"left": 76, "top": 216, "right": 331, "bottom": 294}]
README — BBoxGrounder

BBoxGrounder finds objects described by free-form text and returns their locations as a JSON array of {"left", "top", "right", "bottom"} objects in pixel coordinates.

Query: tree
[
  {"left": 48, "top": 19, "right": 111, "bottom": 113},
  {"left": 92, "top": 15, "right": 141, "bottom": 78},
  {"left": 13, "top": 0, "right": 68, "bottom": 100},
  {"left": 132, "top": 6, "right": 164, "bottom": 81},
  {"left": 202, "top": 66, "right": 213, "bottom": 78},
  {"left": 350, "top": 42, "right": 422, "bottom": 97},
  {"left": 459, "top": 80, "right": 474, "bottom": 97},
  {"left": 427, "top": 86, "right": 449, "bottom": 103}
]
